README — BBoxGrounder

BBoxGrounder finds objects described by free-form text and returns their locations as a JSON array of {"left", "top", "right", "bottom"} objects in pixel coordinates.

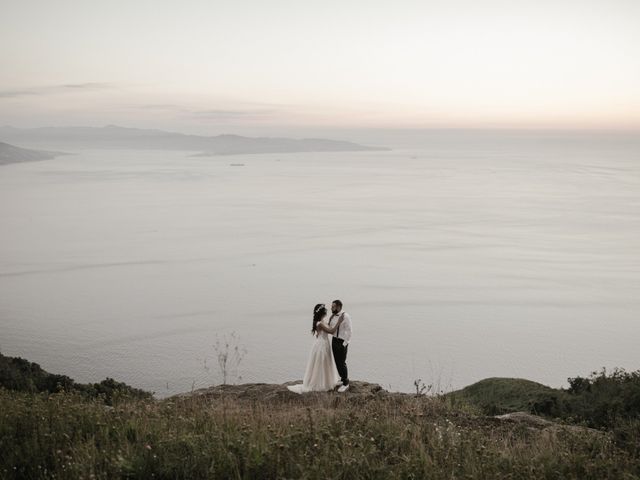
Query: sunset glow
[{"left": 2, "top": 0, "right": 639, "bottom": 132}]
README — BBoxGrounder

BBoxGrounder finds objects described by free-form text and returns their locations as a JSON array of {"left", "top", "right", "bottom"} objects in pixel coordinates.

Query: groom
[{"left": 329, "top": 299, "right": 352, "bottom": 393}]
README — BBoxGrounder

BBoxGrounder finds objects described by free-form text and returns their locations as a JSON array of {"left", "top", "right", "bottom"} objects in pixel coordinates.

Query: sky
[{"left": 1, "top": 0, "right": 639, "bottom": 134}]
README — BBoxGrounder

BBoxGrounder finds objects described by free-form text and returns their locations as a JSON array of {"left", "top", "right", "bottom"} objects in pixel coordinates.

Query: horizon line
[{"left": 2, "top": 123, "right": 640, "bottom": 135}]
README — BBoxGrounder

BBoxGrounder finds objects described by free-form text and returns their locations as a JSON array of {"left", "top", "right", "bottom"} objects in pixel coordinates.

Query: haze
[{"left": 2, "top": 0, "right": 639, "bottom": 134}]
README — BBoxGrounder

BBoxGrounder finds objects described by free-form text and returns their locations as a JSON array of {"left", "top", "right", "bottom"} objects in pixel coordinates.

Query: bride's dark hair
[{"left": 312, "top": 303, "right": 327, "bottom": 334}]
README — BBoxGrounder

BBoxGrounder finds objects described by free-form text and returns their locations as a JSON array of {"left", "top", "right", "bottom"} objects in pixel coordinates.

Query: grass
[
  {"left": 446, "top": 377, "right": 567, "bottom": 416},
  {"left": 2, "top": 354, "right": 640, "bottom": 479},
  {"left": 1, "top": 387, "right": 639, "bottom": 479}
]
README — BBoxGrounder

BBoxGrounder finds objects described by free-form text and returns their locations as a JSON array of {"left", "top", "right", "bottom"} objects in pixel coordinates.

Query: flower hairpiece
[{"left": 314, "top": 304, "right": 325, "bottom": 314}]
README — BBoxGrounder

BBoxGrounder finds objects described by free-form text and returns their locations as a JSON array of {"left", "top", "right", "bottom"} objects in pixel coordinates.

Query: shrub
[{"left": 0, "top": 352, "right": 150, "bottom": 404}]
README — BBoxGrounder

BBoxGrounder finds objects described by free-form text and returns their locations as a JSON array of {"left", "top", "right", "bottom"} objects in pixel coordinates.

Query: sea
[{"left": 1, "top": 129, "right": 639, "bottom": 397}]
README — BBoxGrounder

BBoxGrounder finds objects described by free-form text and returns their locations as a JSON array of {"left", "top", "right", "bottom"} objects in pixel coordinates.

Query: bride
[{"left": 287, "top": 304, "right": 344, "bottom": 394}]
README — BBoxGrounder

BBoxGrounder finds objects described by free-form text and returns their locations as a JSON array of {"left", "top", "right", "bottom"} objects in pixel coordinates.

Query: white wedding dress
[{"left": 287, "top": 320, "right": 341, "bottom": 394}]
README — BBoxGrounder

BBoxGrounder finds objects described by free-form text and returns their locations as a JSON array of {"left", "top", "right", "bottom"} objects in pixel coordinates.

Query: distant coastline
[
  {"left": 0, "top": 125, "right": 389, "bottom": 156},
  {"left": 0, "top": 141, "right": 66, "bottom": 166}
]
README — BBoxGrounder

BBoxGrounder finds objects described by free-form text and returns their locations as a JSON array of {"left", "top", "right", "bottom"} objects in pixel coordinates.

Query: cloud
[
  {"left": 60, "top": 82, "right": 114, "bottom": 90},
  {"left": 0, "top": 90, "right": 39, "bottom": 98},
  {"left": 127, "top": 103, "right": 193, "bottom": 114},
  {"left": 127, "top": 103, "right": 281, "bottom": 121},
  {"left": 135, "top": 104, "right": 187, "bottom": 111},
  {"left": 0, "top": 82, "right": 116, "bottom": 98},
  {"left": 193, "top": 108, "right": 277, "bottom": 119}
]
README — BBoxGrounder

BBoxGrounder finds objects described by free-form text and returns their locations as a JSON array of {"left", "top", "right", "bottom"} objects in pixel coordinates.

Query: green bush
[
  {"left": 566, "top": 368, "right": 640, "bottom": 428},
  {"left": 0, "top": 352, "right": 150, "bottom": 404}
]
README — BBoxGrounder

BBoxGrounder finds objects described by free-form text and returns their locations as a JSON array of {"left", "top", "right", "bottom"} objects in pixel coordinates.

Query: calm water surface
[{"left": 1, "top": 131, "right": 639, "bottom": 396}]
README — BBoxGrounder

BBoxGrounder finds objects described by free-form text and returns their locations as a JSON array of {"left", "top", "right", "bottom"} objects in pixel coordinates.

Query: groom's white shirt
[{"left": 330, "top": 310, "right": 352, "bottom": 346}]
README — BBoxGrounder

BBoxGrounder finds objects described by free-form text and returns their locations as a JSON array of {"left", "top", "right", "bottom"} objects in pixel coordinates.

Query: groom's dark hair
[{"left": 332, "top": 299, "right": 343, "bottom": 309}]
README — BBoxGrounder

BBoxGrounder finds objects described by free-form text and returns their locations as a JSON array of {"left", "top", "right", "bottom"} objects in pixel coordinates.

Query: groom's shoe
[{"left": 337, "top": 384, "right": 349, "bottom": 393}]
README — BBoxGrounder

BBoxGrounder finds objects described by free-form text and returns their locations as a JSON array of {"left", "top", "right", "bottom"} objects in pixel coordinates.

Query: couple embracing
[{"left": 287, "top": 300, "right": 352, "bottom": 394}]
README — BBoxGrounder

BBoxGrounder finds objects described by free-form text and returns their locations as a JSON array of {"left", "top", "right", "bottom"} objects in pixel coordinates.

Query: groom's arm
[{"left": 340, "top": 313, "right": 352, "bottom": 346}]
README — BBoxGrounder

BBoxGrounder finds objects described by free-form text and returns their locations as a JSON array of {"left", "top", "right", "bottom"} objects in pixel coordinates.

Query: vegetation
[
  {"left": 448, "top": 369, "right": 640, "bottom": 456},
  {"left": 566, "top": 368, "right": 640, "bottom": 428},
  {"left": 0, "top": 353, "right": 150, "bottom": 405},
  {"left": 1, "top": 353, "right": 639, "bottom": 479},
  {"left": 447, "top": 377, "right": 565, "bottom": 416},
  {"left": 3, "top": 386, "right": 640, "bottom": 479},
  {"left": 209, "top": 332, "right": 248, "bottom": 385}
]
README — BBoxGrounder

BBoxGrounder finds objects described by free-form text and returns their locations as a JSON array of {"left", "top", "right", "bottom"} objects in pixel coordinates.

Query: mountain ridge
[{"left": 0, "top": 125, "right": 389, "bottom": 155}]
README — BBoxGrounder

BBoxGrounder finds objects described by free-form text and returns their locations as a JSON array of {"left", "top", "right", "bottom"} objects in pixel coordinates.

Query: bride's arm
[{"left": 316, "top": 317, "right": 344, "bottom": 334}]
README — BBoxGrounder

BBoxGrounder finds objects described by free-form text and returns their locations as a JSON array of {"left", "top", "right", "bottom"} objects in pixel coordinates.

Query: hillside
[
  {"left": 0, "top": 125, "right": 389, "bottom": 155},
  {"left": 1, "top": 354, "right": 639, "bottom": 479},
  {"left": 0, "top": 141, "right": 64, "bottom": 166},
  {"left": 2, "top": 381, "right": 634, "bottom": 479},
  {"left": 446, "top": 377, "right": 568, "bottom": 416}
]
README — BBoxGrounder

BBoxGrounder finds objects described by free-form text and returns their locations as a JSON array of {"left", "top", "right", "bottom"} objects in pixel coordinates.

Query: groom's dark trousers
[{"left": 332, "top": 337, "right": 349, "bottom": 386}]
